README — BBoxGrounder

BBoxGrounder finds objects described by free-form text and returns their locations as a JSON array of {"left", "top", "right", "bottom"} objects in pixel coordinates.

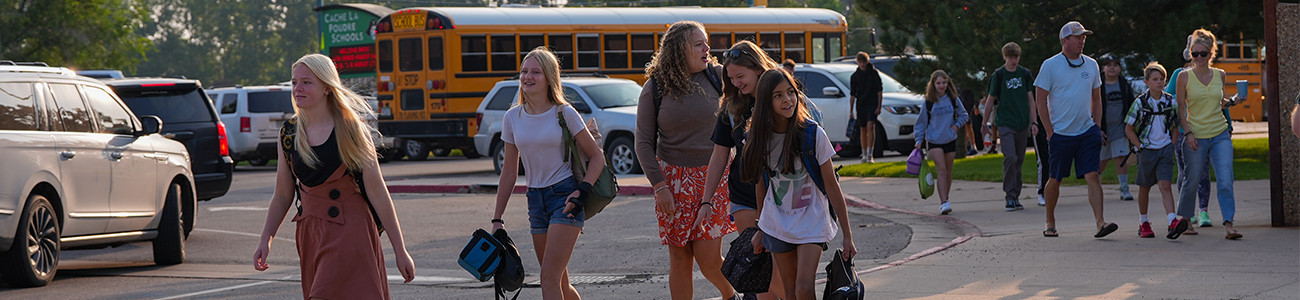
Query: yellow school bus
[
  {"left": 373, "top": 6, "right": 847, "bottom": 158},
  {"left": 1215, "top": 38, "right": 1264, "bottom": 122}
]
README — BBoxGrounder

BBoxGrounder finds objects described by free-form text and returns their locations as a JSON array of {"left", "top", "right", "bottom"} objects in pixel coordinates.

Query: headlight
[{"left": 884, "top": 104, "right": 922, "bottom": 115}]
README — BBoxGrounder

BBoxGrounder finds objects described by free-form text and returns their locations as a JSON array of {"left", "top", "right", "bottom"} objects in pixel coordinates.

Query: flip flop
[
  {"left": 1094, "top": 223, "right": 1119, "bottom": 238},
  {"left": 1225, "top": 230, "right": 1243, "bottom": 240},
  {"left": 1043, "top": 228, "right": 1058, "bottom": 237}
]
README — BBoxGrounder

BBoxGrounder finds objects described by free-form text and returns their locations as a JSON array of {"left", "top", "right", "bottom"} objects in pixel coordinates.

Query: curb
[{"left": 387, "top": 184, "right": 653, "bottom": 195}]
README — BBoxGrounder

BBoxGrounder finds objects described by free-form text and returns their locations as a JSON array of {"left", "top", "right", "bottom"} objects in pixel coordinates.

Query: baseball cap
[{"left": 1059, "top": 21, "right": 1093, "bottom": 40}]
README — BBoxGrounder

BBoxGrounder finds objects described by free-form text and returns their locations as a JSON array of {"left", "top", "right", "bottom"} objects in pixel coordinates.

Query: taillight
[
  {"left": 240, "top": 117, "right": 251, "bottom": 132},
  {"left": 216, "top": 121, "right": 230, "bottom": 156},
  {"left": 476, "top": 113, "right": 483, "bottom": 126}
]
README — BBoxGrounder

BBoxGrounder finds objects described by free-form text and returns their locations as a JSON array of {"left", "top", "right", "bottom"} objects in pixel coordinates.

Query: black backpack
[{"left": 492, "top": 228, "right": 524, "bottom": 300}]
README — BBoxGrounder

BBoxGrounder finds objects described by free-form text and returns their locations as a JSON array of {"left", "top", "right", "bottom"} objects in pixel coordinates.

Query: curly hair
[
  {"left": 719, "top": 40, "right": 780, "bottom": 121},
  {"left": 644, "top": 21, "right": 715, "bottom": 100}
]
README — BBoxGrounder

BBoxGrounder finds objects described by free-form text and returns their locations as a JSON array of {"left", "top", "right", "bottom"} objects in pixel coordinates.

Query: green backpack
[{"left": 557, "top": 109, "right": 619, "bottom": 219}]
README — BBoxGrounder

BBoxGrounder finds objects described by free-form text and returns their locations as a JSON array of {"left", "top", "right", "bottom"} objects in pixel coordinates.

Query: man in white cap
[{"left": 1033, "top": 21, "right": 1117, "bottom": 238}]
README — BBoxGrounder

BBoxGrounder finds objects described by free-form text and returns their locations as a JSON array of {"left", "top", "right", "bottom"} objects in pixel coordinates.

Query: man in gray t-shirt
[{"left": 1033, "top": 21, "right": 1116, "bottom": 238}]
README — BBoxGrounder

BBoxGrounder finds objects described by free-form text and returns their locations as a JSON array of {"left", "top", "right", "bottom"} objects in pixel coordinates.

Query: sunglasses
[
  {"left": 722, "top": 49, "right": 756, "bottom": 63},
  {"left": 1191, "top": 51, "right": 1211, "bottom": 58}
]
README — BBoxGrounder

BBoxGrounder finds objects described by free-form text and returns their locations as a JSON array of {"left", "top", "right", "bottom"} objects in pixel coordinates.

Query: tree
[
  {"left": 0, "top": 0, "right": 152, "bottom": 72},
  {"left": 856, "top": 0, "right": 1264, "bottom": 95}
]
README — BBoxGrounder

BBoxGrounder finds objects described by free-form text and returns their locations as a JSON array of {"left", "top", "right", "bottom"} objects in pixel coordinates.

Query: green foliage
[
  {"left": 854, "top": 0, "right": 1264, "bottom": 97},
  {"left": 838, "top": 138, "right": 1272, "bottom": 185},
  {"left": 0, "top": 0, "right": 152, "bottom": 72},
  {"left": 134, "top": 0, "right": 320, "bottom": 86}
]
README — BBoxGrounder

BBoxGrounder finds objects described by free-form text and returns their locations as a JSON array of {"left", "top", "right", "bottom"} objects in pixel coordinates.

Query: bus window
[
  {"left": 604, "top": 33, "right": 628, "bottom": 69},
  {"left": 631, "top": 34, "right": 655, "bottom": 69},
  {"left": 785, "top": 32, "right": 804, "bottom": 63},
  {"left": 400, "top": 89, "right": 423, "bottom": 111},
  {"left": 428, "top": 37, "right": 444, "bottom": 70},
  {"left": 709, "top": 33, "right": 731, "bottom": 59},
  {"left": 760, "top": 32, "right": 781, "bottom": 61},
  {"left": 811, "top": 32, "right": 827, "bottom": 63},
  {"left": 549, "top": 34, "right": 574, "bottom": 70},
  {"left": 378, "top": 40, "right": 393, "bottom": 72},
  {"left": 462, "top": 35, "right": 487, "bottom": 72},
  {"left": 829, "top": 33, "right": 843, "bottom": 60},
  {"left": 577, "top": 34, "right": 599, "bottom": 69},
  {"left": 737, "top": 32, "right": 757, "bottom": 44},
  {"left": 491, "top": 34, "right": 517, "bottom": 71},
  {"left": 520, "top": 35, "right": 545, "bottom": 55},
  {"left": 399, "top": 38, "right": 423, "bottom": 72}
]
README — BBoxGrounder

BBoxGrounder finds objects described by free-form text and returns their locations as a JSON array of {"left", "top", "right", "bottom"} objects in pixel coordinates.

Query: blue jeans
[
  {"left": 527, "top": 176, "right": 584, "bottom": 234},
  {"left": 1175, "top": 135, "right": 1212, "bottom": 210},
  {"left": 1177, "top": 130, "right": 1235, "bottom": 223}
]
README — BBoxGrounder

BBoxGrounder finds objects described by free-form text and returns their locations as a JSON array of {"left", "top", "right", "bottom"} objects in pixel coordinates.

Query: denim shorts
[
  {"left": 1048, "top": 125, "right": 1102, "bottom": 180},
  {"left": 762, "top": 232, "right": 827, "bottom": 254},
  {"left": 730, "top": 202, "right": 756, "bottom": 215},
  {"left": 526, "top": 176, "right": 584, "bottom": 234}
]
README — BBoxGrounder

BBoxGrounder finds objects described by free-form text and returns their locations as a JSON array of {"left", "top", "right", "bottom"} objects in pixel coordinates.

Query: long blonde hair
[
  {"left": 924, "top": 70, "right": 959, "bottom": 104},
  {"left": 719, "top": 40, "right": 780, "bottom": 121},
  {"left": 519, "top": 47, "right": 568, "bottom": 106},
  {"left": 645, "top": 21, "right": 715, "bottom": 100},
  {"left": 291, "top": 53, "right": 377, "bottom": 171}
]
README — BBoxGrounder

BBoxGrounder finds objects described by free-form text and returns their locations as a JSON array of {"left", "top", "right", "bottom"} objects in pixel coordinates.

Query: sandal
[
  {"left": 1043, "top": 227, "right": 1059, "bottom": 237},
  {"left": 1224, "top": 221, "right": 1243, "bottom": 240},
  {"left": 1094, "top": 223, "right": 1119, "bottom": 238}
]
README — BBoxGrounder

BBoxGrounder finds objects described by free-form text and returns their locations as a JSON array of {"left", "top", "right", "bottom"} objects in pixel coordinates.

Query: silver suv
[
  {"left": 0, "top": 62, "right": 195, "bottom": 287},
  {"left": 474, "top": 77, "right": 642, "bottom": 175},
  {"left": 207, "top": 85, "right": 294, "bottom": 166},
  {"left": 794, "top": 63, "right": 925, "bottom": 157}
]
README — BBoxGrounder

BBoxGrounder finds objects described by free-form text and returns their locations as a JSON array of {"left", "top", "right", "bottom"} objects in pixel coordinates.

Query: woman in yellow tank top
[{"left": 1174, "top": 29, "right": 1242, "bottom": 240}]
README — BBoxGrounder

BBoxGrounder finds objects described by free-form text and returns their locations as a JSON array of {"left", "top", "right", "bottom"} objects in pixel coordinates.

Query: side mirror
[
  {"left": 822, "top": 86, "right": 844, "bottom": 98},
  {"left": 137, "top": 115, "right": 162, "bottom": 136}
]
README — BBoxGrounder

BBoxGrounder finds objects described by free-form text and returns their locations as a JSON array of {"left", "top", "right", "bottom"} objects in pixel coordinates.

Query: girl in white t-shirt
[
  {"left": 491, "top": 47, "right": 606, "bottom": 300},
  {"left": 740, "top": 69, "right": 857, "bottom": 300}
]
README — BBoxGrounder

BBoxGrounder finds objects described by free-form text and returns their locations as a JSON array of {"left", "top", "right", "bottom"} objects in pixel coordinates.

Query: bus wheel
[{"left": 462, "top": 147, "right": 482, "bottom": 159}]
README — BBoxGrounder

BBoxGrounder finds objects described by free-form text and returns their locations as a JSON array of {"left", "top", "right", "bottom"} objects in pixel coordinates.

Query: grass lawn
[{"left": 838, "top": 138, "right": 1270, "bottom": 186}]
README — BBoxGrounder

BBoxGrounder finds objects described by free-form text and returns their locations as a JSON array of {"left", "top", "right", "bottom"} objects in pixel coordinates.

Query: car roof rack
[{"left": 0, "top": 60, "right": 50, "bottom": 67}]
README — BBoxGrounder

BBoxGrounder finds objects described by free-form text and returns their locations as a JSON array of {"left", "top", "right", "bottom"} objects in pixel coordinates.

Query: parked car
[
  {"left": 475, "top": 77, "right": 641, "bottom": 175},
  {"left": 104, "top": 78, "right": 233, "bottom": 202},
  {"left": 793, "top": 63, "right": 925, "bottom": 158},
  {"left": 0, "top": 61, "right": 194, "bottom": 287},
  {"left": 207, "top": 85, "right": 294, "bottom": 166}
]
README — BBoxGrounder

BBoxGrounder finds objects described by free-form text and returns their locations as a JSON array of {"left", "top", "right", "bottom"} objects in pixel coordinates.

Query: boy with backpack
[
  {"left": 982, "top": 42, "right": 1037, "bottom": 211},
  {"left": 1123, "top": 62, "right": 1180, "bottom": 238}
]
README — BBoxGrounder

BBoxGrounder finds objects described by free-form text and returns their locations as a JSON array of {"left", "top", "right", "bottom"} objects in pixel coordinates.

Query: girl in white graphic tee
[{"left": 740, "top": 69, "right": 857, "bottom": 300}]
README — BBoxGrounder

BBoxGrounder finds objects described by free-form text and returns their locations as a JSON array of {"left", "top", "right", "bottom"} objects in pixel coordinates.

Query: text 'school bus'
[{"left": 373, "top": 6, "right": 848, "bottom": 158}]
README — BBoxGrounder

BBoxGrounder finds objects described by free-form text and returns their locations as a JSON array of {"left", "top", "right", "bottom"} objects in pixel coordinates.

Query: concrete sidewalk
[{"left": 386, "top": 174, "right": 1297, "bottom": 298}]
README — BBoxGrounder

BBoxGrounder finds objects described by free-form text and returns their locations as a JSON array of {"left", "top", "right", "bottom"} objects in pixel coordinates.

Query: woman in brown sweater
[{"left": 635, "top": 20, "right": 738, "bottom": 300}]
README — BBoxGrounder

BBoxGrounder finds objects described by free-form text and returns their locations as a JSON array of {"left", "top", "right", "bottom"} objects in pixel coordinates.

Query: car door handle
[
  {"left": 110, "top": 152, "right": 123, "bottom": 160},
  {"left": 60, "top": 150, "right": 75, "bottom": 158}
]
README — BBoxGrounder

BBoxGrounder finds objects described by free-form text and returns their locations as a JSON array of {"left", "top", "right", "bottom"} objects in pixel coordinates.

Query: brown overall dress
[{"left": 291, "top": 154, "right": 389, "bottom": 299}]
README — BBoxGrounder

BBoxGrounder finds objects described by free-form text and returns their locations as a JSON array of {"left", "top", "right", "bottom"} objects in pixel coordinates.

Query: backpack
[
  {"left": 649, "top": 64, "right": 724, "bottom": 114},
  {"left": 720, "top": 227, "right": 773, "bottom": 293},
  {"left": 491, "top": 228, "right": 524, "bottom": 300},
  {"left": 279, "top": 119, "right": 384, "bottom": 234},
  {"left": 822, "top": 249, "right": 865, "bottom": 300},
  {"left": 762, "top": 120, "right": 840, "bottom": 220},
  {"left": 1133, "top": 92, "right": 1178, "bottom": 146}
]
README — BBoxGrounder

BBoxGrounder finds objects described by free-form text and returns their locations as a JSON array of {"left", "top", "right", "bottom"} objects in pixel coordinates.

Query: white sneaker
[
  {"left": 1038, "top": 194, "right": 1047, "bottom": 206},
  {"left": 940, "top": 202, "right": 952, "bottom": 215},
  {"left": 860, "top": 154, "right": 869, "bottom": 163}
]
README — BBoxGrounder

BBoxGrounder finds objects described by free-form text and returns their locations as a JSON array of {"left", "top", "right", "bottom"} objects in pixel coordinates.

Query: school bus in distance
[
  {"left": 373, "top": 6, "right": 847, "bottom": 160},
  {"left": 1215, "top": 37, "right": 1265, "bottom": 122}
]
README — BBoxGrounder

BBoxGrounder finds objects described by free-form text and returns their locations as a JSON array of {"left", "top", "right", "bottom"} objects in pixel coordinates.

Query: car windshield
[
  {"left": 119, "top": 88, "right": 213, "bottom": 123},
  {"left": 581, "top": 82, "right": 641, "bottom": 109},
  {"left": 247, "top": 91, "right": 294, "bottom": 113},
  {"left": 834, "top": 70, "right": 911, "bottom": 94}
]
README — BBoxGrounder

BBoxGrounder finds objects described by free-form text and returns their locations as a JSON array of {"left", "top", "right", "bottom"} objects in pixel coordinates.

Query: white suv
[
  {"left": 475, "top": 77, "right": 642, "bottom": 175},
  {"left": 794, "top": 63, "right": 925, "bottom": 157},
  {"left": 207, "top": 85, "right": 294, "bottom": 166},
  {"left": 0, "top": 62, "right": 195, "bottom": 287}
]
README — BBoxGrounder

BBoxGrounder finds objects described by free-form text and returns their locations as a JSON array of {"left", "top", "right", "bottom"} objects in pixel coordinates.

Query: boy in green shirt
[{"left": 982, "top": 42, "right": 1037, "bottom": 211}]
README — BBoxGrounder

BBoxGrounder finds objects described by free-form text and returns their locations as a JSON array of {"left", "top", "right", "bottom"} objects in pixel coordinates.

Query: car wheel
[
  {"left": 432, "top": 148, "right": 451, "bottom": 157},
  {"left": 1, "top": 194, "right": 60, "bottom": 287},
  {"left": 404, "top": 140, "right": 429, "bottom": 161},
  {"left": 153, "top": 183, "right": 185, "bottom": 265},
  {"left": 607, "top": 137, "right": 641, "bottom": 175},
  {"left": 248, "top": 158, "right": 269, "bottom": 166},
  {"left": 492, "top": 141, "right": 505, "bottom": 175},
  {"left": 462, "top": 147, "right": 483, "bottom": 159},
  {"left": 377, "top": 148, "right": 392, "bottom": 163},
  {"left": 874, "top": 124, "right": 888, "bottom": 158}
]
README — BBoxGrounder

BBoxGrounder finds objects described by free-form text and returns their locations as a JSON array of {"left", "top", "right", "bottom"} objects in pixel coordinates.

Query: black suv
[{"left": 104, "top": 78, "right": 233, "bottom": 201}]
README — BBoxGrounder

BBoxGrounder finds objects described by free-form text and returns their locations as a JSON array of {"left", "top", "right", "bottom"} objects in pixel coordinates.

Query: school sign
[{"left": 315, "top": 4, "right": 394, "bottom": 78}]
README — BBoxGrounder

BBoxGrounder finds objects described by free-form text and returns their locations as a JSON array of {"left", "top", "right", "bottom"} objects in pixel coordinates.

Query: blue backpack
[{"left": 458, "top": 229, "right": 504, "bottom": 282}]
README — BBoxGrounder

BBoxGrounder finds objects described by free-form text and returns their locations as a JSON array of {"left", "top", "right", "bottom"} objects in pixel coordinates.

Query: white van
[{"left": 207, "top": 85, "right": 294, "bottom": 166}]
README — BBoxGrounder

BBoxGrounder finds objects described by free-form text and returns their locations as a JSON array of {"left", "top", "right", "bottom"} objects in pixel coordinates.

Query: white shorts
[{"left": 1100, "top": 138, "right": 1130, "bottom": 161}]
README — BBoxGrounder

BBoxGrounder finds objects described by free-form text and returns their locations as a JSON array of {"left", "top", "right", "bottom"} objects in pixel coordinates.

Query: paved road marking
[
  {"left": 207, "top": 206, "right": 268, "bottom": 212},
  {"left": 155, "top": 275, "right": 293, "bottom": 300},
  {"left": 195, "top": 228, "right": 294, "bottom": 242}
]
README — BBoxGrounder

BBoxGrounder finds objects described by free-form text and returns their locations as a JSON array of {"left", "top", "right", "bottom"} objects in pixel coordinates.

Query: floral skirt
[{"left": 656, "top": 160, "right": 736, "bottom": 247}]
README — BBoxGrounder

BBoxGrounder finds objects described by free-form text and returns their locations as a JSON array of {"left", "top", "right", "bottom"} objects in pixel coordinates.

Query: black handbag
[
  {"left": 846, "top": 117, "right": 859, "bottom": 139},
  {"left": 823, "top": 248, "right": 864, "bottom": 300},
  {"left": 721, "top": 227, "right": 772, "bottom": 293}
]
